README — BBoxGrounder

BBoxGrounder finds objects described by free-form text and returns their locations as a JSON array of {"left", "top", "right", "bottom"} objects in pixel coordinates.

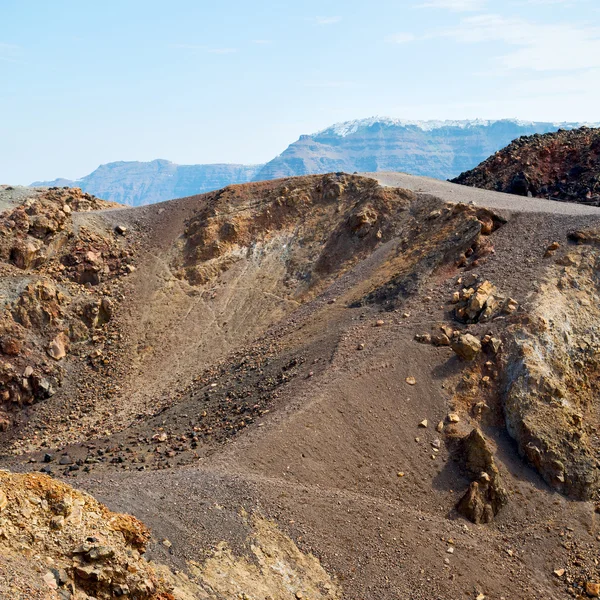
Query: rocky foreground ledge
[{"left": 0, "top": 470, "right": 341, "bottom": 599}]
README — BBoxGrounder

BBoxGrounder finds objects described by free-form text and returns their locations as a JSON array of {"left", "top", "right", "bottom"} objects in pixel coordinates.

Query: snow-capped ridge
[{"left": 316, "top": 117, "right": 598, "bottom": 137}]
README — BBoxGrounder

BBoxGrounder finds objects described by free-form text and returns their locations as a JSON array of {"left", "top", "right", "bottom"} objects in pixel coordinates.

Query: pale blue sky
[{"left": 1, "top": 0, "right": 598, "bottom": 183}]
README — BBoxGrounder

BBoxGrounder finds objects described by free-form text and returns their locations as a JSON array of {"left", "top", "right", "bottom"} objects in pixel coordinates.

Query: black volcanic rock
[{"left": 452, "top": 126, "right": 600, "bottom": 206}]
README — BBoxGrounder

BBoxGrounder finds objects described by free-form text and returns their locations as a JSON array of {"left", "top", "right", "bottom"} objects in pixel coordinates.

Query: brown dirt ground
[{"left": 3, "top": 174, "right": 600, "bottom": 599}]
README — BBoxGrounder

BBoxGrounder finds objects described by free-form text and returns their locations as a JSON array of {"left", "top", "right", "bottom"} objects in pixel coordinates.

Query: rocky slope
[
  {"left": 2, "top": 175, "right": 600, "bottom": 598},
  {"left": 32, "top": 119, "right": 594, "bottom": 206},
  {"left": 0, "top": 471, "right": 338, "bottom": 600},
  {"left": 32, "top": 160, "right": 263, "bottom": 207},
  {"left": 452, "top": 127, "right": 600, "bottom": 205}
]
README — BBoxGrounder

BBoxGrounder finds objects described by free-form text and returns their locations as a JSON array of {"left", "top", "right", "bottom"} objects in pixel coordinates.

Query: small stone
[
  {"left": 405, "top": 376, "right": 417, "bottom": 386},
  {"left": 451, "top": 291, "right": 460, "bottom": 304},
  {"left": 415, "top": 333, "right": 432, "bottom": 344},
  {"left": 59, "top": 455, "right": 73, "bottom": 466},
  {"left": 431, "top": 333, "right": 450, "bottom": 347},
  {"left": 446, "top": 546, "right": 454, "bottom": 554},
  {"left": 483, "top": 337, "right": 502, "bottom": 355},
  {"left": 553, "top": 568, "right": 565, "bottom": 578},
  {"left": 447, "top": 413, "right": 460, "bottom": 423},
  {"left": 50, "top": 516, "right": 65, "bottom": 530},
  {"left": 47, "top": 333, "right": 68, "bottom": 361},
  {"left": 436, "top": 421, "right": 444, "bottom": 433},
  {"left": 87, "top": 546, "right": 114, "bottom": 560},
  {"left": 586, "top": 582, "right": 600, "bottom": 597},
  {"left": 504, "top": 298, "right": 519, "bottom": 314},
  {"left": 397, "top": 472, "right": 405, "bottom": 477},
  {"left": 0, "top": 489, "right": 7, "bottom": 511},
  {"left": 476, "top": 595, "right": 485, "bottom": 600},
  {"left": 544, "top": 241, "right": 560, "bottom": 257},
  {"left": 23, "top": 365, "right": 34, "bottom": 377},
  {"left": 296, "top": 592, "right": 303, "bottom": 599},
  {"left": 375, "top": 320, "right": 385, "bottom": 327},
  {"left": 115, "top": 225, "right": 127, "bottom": 235},
  {"left": 418, "top": 419, "right": 428, "bottom": 428},
  {"left": 43, "top": 571, "right": 58, "bottom": 590},
  {"left": 162, "top": 539, "right": 172, "bottom": 548}
]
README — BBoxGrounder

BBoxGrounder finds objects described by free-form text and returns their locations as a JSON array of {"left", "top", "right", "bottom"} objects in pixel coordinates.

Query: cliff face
[
  {"left": 254, "top": 119, "right": 589, "bottom": 182},
  {"left": 33, "top": 160, "right": 264, "bottom": 206},
  {"left": 452, "top": 126, "right": 600, "bottom": 206},
  {"left": 32, "top": 119, "right": 596, "bottom": 207}
]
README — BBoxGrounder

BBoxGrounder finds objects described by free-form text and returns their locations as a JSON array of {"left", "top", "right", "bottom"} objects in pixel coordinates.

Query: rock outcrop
[
  {"left": 0, "top": 470, "right": 173, "bottom": 600},
  {"left": 456, "top": 429, "right": 508, "bottom": 524},
  {"left": 502, "top": 238, "right": 600, "bottom": 499},
  {"left": 452, "top": 126, "right": 600, "bottom": 206},
  {"left": 0, "top": 187, "right": 131, "bottom": 435}
]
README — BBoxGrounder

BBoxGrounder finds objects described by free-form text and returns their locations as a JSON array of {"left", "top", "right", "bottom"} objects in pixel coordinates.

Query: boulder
[
  {"left": 456, "top": 429, "right": 508, "bottom": 524},
  {"left": 451, "top": 334, "right": 481, "bottom": 361}
]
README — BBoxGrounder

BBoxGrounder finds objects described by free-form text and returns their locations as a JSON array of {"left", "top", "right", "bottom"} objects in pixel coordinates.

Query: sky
[{"left": 1, "top": 0, "right": 599, "bottom": 184}]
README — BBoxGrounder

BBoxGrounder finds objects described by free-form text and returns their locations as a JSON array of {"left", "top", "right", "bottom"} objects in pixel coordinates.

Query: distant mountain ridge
[
  {"left": 32, "top": 160, "right": 264, "bottom": 206},
  {"left": 33, "top": 118, "right": 597, "bottom": 205}
]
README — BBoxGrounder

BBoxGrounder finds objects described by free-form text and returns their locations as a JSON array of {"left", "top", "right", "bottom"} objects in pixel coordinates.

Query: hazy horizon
[{"left": 2, "top": 0, "right": 599, "bottom": 184}]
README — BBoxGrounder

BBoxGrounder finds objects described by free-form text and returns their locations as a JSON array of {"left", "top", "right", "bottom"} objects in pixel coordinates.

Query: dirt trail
[{"left": 368, "top": 171, "right": 600, "bottom": 215}]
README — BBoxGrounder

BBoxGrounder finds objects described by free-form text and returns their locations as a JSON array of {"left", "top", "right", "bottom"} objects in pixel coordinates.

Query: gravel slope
[
  {"left": 4, "top": 174, "right": 600, "bottom": 599},
  {"left": 367, "top": 171, "right": 600, "bottom": 215}
]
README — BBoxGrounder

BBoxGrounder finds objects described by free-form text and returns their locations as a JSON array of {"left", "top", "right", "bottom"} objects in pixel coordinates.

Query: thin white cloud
[
  {"left": 170, "top": 43, "right": 204, "bottom": 50},
  {"left": 417, "top": 0, "right": 487, "bottom": 11},
  {"left": 434, "top": 14, "right": 600, "bottom": 72},
  {"left": 207, "top": 48, "right": 237, "bottom": 54},
  {"left": 526, "top": 0, "right": 585, "bottom": 4},
  {"left": 304, "top": 81, "right": 356, "bottom": 88},
  {"left": 386, "top": 33, "right": 417, "bottom": 44},
  {"left": 169, "top": 44, "right": 237, "bottom": 54},
  {"left": 315, "top": 16, "right": 342, "bottom": 25}
]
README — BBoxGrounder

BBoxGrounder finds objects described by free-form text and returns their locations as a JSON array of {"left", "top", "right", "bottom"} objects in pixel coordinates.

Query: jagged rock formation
[
  {"left": 0, "top": 470, "right": 340, "bottom": 600},
  {"left": 0, "top": 470, "right": 171, "bottom": 599},
  {"left": 0, "top": 187, "right": 134, "bottom": 440},
  {"left": 456, "top": 429, "right": 508, "bottom": 524},
  {"left": 502, "top": 234, "right": 600, "bottom": 500},
  {"left": 32, "top": 119, "right": 594, "bottom": 206},
  {"left": 452, "top": 127, "right": 600, "bottom": 206}
]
